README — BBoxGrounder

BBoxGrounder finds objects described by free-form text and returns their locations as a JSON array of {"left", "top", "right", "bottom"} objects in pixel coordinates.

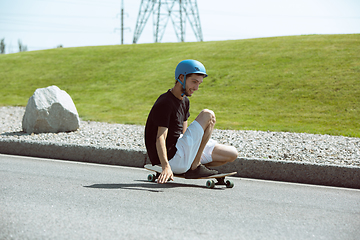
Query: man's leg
[
  {"left": 204, "top": 144, "right": 238, "bottom": 167},
  {"left": 190, "top": 109, "right": 216, "bottom": 170}
]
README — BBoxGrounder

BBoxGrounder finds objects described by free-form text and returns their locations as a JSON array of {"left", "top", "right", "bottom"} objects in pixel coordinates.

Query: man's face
[{"left": 184, "top": 74, "right": 204, "bottom": 97}]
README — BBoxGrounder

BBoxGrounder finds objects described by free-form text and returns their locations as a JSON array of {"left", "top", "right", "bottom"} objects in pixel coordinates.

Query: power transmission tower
[
  {"left": 115, "top": 0, "right": 130, "bottom": 45},
  {"left": 121, "top": 0, "right": 125, "bottom": 44},
  {"left": 133, "top": 0, "right": 203, "bottom": 44}
]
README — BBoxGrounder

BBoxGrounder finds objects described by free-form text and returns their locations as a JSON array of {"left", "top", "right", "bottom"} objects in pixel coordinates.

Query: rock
[{"left": 22, "top": 85, "right": 80, "bottom": 133}]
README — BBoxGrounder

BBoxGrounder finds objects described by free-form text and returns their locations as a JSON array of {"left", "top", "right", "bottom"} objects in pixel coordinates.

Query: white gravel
[{"left": 1, "top": 106, "right": 359, "bottom": 167}]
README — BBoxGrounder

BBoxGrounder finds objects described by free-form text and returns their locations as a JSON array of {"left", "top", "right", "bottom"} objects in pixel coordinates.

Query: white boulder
[{"left": 22, "top": 85, "right": 80, "bottom": 133}]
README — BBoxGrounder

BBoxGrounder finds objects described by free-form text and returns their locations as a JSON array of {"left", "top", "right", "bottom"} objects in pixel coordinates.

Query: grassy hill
[{"left": 0, "top": 34, "right": 359, "bottom": 137}]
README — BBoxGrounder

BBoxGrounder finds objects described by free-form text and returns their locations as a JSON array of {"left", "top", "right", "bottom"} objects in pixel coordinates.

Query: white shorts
[{"left": 169, "top": 120, "right": 217, "bottom": 174}]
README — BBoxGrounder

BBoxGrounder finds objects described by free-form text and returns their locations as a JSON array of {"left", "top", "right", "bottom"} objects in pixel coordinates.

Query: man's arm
[
  {"left": 182, "top": 120, "right": 188, "bottom": 134},
  {"left": 156, "top": 126, "right": 174, "bottom": 184}
]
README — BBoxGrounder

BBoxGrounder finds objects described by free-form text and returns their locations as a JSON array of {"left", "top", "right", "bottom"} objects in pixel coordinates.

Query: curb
[{"left": 1, "top": 138, "right": 359, "bottom": 189}]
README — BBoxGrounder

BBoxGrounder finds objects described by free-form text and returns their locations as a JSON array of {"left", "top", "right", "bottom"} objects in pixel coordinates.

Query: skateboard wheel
[
  {"left": 225, "top": 180, "right": 234, "bottom": 188},
  {"left": 206, "top": 180, "right": 215, "bottom": 189},
  {"left": 147, "top": 174, "right": 156, "bottom": 182}
]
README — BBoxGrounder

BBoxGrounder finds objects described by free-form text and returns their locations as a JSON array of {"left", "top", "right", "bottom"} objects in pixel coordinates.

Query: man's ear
[{"left": 178, "top": 74, "right": 184, "bottom": 82}]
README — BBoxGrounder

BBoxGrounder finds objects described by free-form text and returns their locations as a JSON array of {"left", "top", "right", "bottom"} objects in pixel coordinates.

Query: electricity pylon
[{"left": 133, "top": 0, "right": 203, "bottom": 44}]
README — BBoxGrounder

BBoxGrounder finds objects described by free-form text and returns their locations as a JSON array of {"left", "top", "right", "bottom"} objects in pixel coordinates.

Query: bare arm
[
  {"left": 156, "top": 126, "right": 174, "bottom": 184},
  {"left": 182, "top": 120, "right": 188, "bottom": 134}
]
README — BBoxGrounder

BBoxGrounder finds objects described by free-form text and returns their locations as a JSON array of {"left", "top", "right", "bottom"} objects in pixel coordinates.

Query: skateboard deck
[{"left": 144, "top": 164, "right": 237, "bottom": 188}]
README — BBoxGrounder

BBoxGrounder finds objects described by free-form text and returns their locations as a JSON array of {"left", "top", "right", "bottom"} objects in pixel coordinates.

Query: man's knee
[
  {"left": 201, "top": 109, "right": 215, "bottom": 119},
  {"left": 210, "top": 144, "right": 238, "bottom": 165},
  {"left": 227, "top": 146, "right": 238, "bottom": 162},
  {"left": 196, "top": 109, "right": 216, "bottom": 129},
  {"left": 218, "top": 145, "right": 238, "bottom": 162}
]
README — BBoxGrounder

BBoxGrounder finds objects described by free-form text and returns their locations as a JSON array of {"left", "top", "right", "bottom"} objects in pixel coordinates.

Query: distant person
[{"left": 144, "top": 59, "right": 238, "bottom": 184}]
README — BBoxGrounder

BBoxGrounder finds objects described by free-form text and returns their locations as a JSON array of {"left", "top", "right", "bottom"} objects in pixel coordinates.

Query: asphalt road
[{"left": 1, "top": 154, "right": 359, "bottom": 240}]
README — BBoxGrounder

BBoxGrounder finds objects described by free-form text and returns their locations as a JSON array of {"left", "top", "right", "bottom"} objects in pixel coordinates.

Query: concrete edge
[{"left": 0, "top": 138, "right": 359, "bottom": 189}]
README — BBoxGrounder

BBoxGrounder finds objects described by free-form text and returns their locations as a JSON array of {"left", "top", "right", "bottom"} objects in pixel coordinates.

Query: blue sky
[{"left": 1, "top": 0, "right": 359, "bottom": 53}]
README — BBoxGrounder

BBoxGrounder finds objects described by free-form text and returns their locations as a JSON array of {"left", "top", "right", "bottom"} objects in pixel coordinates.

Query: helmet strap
[
  {"left": 181, "top": 75, "right": 186, "bottom": 96},
  {"left": 177, "top": 75, "right": 186, "bottom": 97}
]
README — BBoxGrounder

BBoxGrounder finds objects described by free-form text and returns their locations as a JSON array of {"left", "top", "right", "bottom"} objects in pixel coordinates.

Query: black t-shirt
[{"left": 145, "top": 90, "right": 190, "bottom": 165}]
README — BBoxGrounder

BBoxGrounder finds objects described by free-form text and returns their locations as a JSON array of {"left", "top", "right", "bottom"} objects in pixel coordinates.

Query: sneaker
[{"left": 184, "top": 164, "right": 219, "bottom": 179}]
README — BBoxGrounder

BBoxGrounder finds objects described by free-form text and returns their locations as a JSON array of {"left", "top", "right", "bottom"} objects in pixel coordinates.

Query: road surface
[{"left": 1, "top": 154, "right": 359, "bottom": 239}]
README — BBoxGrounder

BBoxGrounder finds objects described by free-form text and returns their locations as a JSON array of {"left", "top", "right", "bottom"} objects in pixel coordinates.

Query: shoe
[{"left": 184, "top": 164, "right": 219, "bottom": 179}]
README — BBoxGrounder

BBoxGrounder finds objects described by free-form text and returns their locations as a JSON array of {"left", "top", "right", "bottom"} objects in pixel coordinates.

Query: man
[{"left": 145, "top": 59, "right": 238, "bottom": 184}]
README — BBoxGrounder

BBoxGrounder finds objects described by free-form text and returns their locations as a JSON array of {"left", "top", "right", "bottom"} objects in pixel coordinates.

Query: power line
[
  {"left": 33, "top": 0, "right": 119, "bottom": 8},
  {"left": 0, "top": 28, "right": 113, "bottom": 33},
  {"left": 0, "top": 18, "right": 112, "bottom": 30},
  {"left": 0, "top": 12, "right": 116, "bottom": 19},
  {"left": 202, "top": 10, "right": 360, "bottom": 19}
]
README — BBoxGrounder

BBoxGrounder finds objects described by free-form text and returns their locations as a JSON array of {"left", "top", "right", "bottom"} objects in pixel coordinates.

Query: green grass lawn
[{"left": 0, "top": 34, "right": 359, "bottom": 137}]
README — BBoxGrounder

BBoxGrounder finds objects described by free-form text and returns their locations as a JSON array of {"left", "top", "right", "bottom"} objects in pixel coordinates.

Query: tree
[
  {"left": 18, "top": 39, "right": 28, "bottom": 52},
  {"left": 0, "top": 38, "right": 5, "bottom": 54}
]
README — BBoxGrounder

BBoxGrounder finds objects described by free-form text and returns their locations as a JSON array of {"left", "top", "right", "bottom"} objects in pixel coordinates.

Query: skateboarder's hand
[{"left": 158, "top": 166, "right": 174, "bottom": 184}]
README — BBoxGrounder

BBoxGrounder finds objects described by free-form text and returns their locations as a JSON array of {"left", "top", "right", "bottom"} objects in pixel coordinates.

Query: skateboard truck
[{"left": 206, "top": 177, "right": 234, "bottom": 189}]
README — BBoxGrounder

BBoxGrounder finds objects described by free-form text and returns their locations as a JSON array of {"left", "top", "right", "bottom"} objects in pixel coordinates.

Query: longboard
[{"left": 144, "top": 164, "right": 237, "bottom": 189}]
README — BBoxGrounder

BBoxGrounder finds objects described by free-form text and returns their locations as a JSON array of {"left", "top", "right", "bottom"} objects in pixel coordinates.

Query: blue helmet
[{"left": 175, "top": 59, "right": 207, "bottom": 96}]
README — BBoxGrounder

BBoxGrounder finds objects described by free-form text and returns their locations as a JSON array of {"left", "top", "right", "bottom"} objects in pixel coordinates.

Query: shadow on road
[{"left": 84, "top": 180, "right": 224, "bottom": 192}]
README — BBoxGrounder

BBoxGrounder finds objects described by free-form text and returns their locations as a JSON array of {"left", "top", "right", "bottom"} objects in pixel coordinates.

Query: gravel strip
[{"left": 1, "top": 106, "right": 359, "bottom": 167}]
